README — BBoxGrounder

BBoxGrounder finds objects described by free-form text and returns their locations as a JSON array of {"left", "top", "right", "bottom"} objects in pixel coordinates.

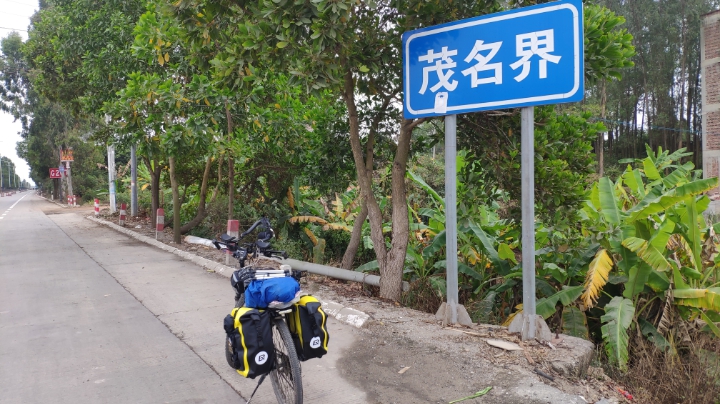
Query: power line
[
  {"left": 591, "top": 117, "right": 702, "bottom": 136},
  {"left": 0, "top": 0, "right": 38, "bottom": 7},
  {"left": 2, "top": 10, "right": 34, "bottom": 19},
  {"left": 0, "top": 27, "right": 28, "bottom": 32}
]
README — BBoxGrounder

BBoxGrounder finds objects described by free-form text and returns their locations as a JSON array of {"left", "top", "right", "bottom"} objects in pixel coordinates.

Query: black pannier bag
[
  {"left": 288, "top": 295, "right": 329, "bottom": 361},
  {"left": 223, "top": 307, "right": 275, "bottom": 378}
]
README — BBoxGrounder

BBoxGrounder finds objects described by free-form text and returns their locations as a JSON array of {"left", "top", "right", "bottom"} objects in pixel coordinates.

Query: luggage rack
[{"left": 237, "top": 264, "right": 295, "bottom": 281}]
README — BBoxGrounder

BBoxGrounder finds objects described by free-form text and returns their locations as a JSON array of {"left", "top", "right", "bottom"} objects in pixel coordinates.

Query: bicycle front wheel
[{"left": 269, "top": 318, "right": 303, "bottom": 404}]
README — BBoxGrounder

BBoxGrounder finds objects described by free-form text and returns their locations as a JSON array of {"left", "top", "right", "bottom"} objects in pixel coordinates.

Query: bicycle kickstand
[{"left": 245, "top": 373, "right": 267, "bottom": 404}]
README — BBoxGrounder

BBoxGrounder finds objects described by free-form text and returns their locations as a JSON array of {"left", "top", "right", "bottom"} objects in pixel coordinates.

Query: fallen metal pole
[
  {"left": 281, "top": 258, "right": 410, "bottom": 292},
  {"left": 182, "top": 236, "right": 409, "bottom": 291}
]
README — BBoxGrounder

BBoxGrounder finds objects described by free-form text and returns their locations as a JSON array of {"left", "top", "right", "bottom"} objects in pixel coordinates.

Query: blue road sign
[{"left": 402, "top": 0, "right": 584, "bottom": 119}]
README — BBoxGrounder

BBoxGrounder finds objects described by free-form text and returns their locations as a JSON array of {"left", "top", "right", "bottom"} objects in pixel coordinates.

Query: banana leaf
[
  {"left": 562, "top": 306, "right": 589, "bottom": 339},
  {"left": 623, "top": 263, "right": 652, "bottom": 299},
  {"left": 536, "top": 285, "right": 584, "bottom": 319},
  {"left": 675, "top": 177, "right": 718, "bottom": 197},
  {"left": 643, "top": 157, "right": 661, "bottom": 181},
  {"left": 622, "top": 237, "right": 672, "bottom": 272},
  {"left": 601, "top": 297, "right": 635, "bottom": 370},
  {"left": 467, "top": 221, "right": 510, "bottom": 274},
  {"left": 674, "top": 287, "right": 720, "bottom": 312},
  {"left": 638, "top": 317, "right": 670, "bottom": 351},
  {"left": 407, "top": 170, "right": 444, "bottom": 206},
  {"left": 598, "top": 177, "right": 622, "bottom": 226},
  {"left": 661, "top": 162, "right": 693, "bottom": 189},
  {"left": 622, "top": 166, "right": 644, "bottom": 198}
]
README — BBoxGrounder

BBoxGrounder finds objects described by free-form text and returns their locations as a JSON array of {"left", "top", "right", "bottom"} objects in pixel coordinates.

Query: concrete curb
[
  {"left": 84, "top": 215, "right": 370, "bottom": 328},
  {"left": 38, "top": 195, "right": 70, "bottom": 209}
]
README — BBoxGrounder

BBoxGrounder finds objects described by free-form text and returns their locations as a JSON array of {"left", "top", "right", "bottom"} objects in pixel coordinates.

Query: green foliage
[
  {"left": 562, "top": 306, "right": 589, "bottom": 339},
  {"left": 575, "top": 145, "right": 720, "bottom": 370},
  {"left": 601, "top": 297, "right": 635, "bottom": 370},
  {"left": 583, "top": 4, "right": 636, "bottom": 84},
  {"left": 458, "top": 106, "right": 604, "bottom": 225}
]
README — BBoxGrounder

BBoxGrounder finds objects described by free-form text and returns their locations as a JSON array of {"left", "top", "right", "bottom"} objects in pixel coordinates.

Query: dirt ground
[{"left": 51, "top": 200, "right": 632, "bottom": 403}]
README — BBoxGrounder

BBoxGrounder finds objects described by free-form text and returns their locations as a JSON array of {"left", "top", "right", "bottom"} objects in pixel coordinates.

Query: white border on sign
[{"left": 404, "top": 3, "right": 581, "bottom": 116}]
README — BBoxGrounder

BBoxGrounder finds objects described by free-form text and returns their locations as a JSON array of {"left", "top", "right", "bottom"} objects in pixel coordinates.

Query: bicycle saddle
[{"left": 220, "top": 233, "right": 236, "bottom": 242}]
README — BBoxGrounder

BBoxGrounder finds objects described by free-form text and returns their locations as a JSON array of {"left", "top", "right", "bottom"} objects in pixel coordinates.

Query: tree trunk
[
  {"left": 341, "top": 68, "right": 416, "bottom": 300},
  {"left": 598, "top": 82, "right": 606, "bottom": 176},
  {"left": 226, "top": 104, "right": 235, "bottom": 220},
  {"left": 179, "top": 156, "right": 213, "bottom": 234},
  {"left": 143, "top": 156, "right": 162, "bottom": 228},
  {"left": 210, "top": 155, "right": 222, "bottom": 204},
  {"left": 381, "top": 119, "right": 414, "bottom": 299},
  {"left": 341, "top": 201, "right": 368, "bottom": 270},
  {"left": 168, "top": 156, "right": 182, "bottom": 244},
  {"left": 339, "top": 90, "right": 393, "bottom": 270},
  {"left": 342, "top": 70, "right": 391, "bottom": 298}
]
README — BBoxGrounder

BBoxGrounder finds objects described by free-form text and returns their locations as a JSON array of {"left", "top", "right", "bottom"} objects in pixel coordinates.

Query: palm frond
[
  {"left": 581, "top": 249, "right": 613, "bottom": 308},
  {"left": 322, "top": 223, "right": 350, "bottom": 232},
  {"left": 303, "top": 227, "right": 318, "bottom": 246},
  {"left": 288, "top": 216, "right": 328, "bottom": 225},
  {"left": 287, "top": 187, "right": 295, "bottom": 211},
  {"left": 333, "top": 194, "right": 343, "bottom": 220}
]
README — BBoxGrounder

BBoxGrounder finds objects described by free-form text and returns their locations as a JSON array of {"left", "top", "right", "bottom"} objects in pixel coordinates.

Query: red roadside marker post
[
  {"left": 119, "top": 203, "right": 127, "bottom": 226},
  {"left": 226, "top": 220, "right": 239, "bottom": 265},
  {"left": 156, "top": 208, "right": 165, "bottom": 240},
  {"left": 94, "top": 198, "right": 100, "bottom": 216}
]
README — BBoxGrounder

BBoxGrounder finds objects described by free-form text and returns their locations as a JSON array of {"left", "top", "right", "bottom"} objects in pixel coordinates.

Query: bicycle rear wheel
[{"left": 269, "top": 318, "right": 303, "bottom": 404}]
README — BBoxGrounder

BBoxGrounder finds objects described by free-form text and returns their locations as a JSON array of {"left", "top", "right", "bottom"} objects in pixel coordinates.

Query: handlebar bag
[
  {"left": 223, "top": 307, "right": 275, "bottom": 378},
  {"left": 288, "top": 295, "right": 330, "bottom": 361},
  {"left": 244, "top": 277, "right": 300, "bottom": 308}
]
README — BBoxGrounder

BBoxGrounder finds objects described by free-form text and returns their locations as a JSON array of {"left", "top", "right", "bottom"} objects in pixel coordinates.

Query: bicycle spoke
[{"left": 269, "top": 318, "right": 302, "bottom": 404}]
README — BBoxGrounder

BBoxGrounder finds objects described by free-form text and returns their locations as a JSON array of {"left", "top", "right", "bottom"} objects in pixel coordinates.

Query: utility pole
[
  {"left": 131, "top": 144, "right": 138, "bottom": 216},
  {"left": 108, "top": 145, "right": 116, "bottom": 212},
  {"left": 62, "top": 148, "right": 74, "bottom": 200},
  {"left": 105, "top": 115, "right": 117, "bottom": 213}
]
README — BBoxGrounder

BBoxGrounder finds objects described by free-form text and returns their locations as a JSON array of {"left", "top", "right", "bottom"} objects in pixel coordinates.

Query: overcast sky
[{"left": 0, "top": 0, "right": 37, "bottom": 185}]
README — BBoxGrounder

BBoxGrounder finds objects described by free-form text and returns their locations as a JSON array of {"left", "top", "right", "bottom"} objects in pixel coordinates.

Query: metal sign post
[
  {"left": 108, "top": 145, "right": 116, "bottom": 213},
  {"left": 520, "top": 106, "right": 538, "bottom": 338},
  {"left": 402, "top": 0, "right": 583, "bottom": 338},
  {"left": 105, "top": 115, "right": 117, "bottom": 213},
  {"left": 445, "top": 114, "right": 459, "bottom": 325}
]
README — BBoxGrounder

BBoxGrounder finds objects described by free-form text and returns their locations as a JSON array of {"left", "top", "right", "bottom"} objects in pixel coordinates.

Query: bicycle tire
[{"left": 269, "top": 317, "right": 303, "bottom": 404}]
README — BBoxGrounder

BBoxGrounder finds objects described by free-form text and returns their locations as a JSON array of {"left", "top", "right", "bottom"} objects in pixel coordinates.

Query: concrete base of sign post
[
  {"left": 435, "top": 302, "right": 473, "bottom": 327},
  {"left": 508, "top": 313, "right": 552, "bottom": 341}
]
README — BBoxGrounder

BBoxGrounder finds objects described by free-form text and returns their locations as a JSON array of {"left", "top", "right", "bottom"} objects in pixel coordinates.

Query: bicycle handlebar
[{"left": 241, "top": 216, "right": 273, "bottom": 239}]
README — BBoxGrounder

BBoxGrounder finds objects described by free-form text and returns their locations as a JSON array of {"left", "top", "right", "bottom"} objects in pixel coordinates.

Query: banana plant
[
  {"left": 580, "top": 146, "right": 720, "bottom": 370},
  {"left": 284, "top": 181, "right": 361, "bottom": 262}
]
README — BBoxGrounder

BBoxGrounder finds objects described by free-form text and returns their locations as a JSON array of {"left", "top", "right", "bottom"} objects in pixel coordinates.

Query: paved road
[{"left": 0, "top": 193, "right": 366, "bottom": 404}]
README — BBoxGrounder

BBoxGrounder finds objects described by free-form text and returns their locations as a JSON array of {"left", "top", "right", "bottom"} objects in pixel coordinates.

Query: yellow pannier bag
[
  {"left": 288, "top": 295, "right": 329, "bottom": 361},
  {"left": 223, "top": 307, "right": 275, "bottom": 378}
]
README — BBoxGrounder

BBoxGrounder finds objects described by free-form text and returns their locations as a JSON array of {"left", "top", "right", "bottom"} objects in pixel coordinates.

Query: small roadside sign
[
  {"left": 50, "top": 168, "right": 62, "bottom": 178},
  {"left": 402, "top": 0, "right": 584, "bottom": 118}
]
